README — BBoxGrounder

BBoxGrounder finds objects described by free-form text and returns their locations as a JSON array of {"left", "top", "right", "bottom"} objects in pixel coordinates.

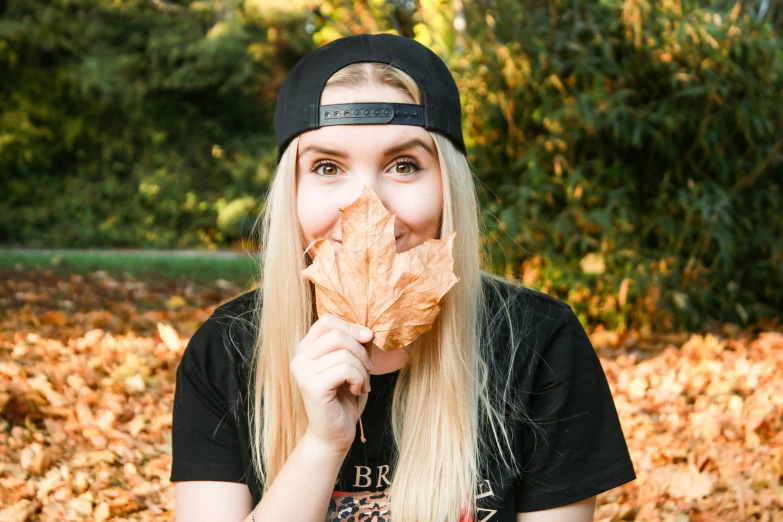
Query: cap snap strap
[{"left": 319, "top": 103, "right": 425, "bottom": 127}]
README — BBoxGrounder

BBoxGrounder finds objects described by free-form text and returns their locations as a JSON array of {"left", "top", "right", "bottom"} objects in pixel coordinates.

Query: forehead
[{"left": 297, "top": 84, "right": 434, "bottom": 157}]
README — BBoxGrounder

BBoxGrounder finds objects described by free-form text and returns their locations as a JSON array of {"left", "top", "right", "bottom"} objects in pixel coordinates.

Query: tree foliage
[
  {"left": 1, "top": 0, "right": 781, "bottom": 329},
  {"left": 0, "top": 0, "right": 311, "bottom": 247},
  {"left": 457, "top": 0, "right": 783, "bottom": 329}
]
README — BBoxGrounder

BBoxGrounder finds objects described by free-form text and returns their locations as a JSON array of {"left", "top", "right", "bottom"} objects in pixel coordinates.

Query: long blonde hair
[{"left": 245, "top": 62, "right": 530, "bottom": 521}]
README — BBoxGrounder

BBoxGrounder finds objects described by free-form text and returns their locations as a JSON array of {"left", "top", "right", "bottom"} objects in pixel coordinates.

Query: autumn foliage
[{"left": 1, "top": 268, "right": 782, "bottom": 521}]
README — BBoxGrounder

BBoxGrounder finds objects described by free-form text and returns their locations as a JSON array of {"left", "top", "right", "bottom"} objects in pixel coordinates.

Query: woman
[{"left": 170, "top": 34, "right": 636, "bottom": 522}]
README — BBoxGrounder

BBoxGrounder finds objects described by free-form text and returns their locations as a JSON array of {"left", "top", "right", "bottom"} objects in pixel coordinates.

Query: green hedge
[
  {"left": 0, "top": 0, "right": 310, "bottom": 248},
  {"left": 1, "top": 0, "right": 781, "bottom": 329},
  {"left": 453, "top": 0, "right": 783, "bottom": 329}
]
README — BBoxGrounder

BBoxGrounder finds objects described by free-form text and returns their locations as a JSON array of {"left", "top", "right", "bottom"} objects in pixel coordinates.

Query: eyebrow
[{"left": 299, "top": 138, "right": 435, "bottom": 159}]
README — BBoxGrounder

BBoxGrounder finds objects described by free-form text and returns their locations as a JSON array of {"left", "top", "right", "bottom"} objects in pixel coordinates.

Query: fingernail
[{"left": 361, "top": 327, "right": 373, "bottom": 339}]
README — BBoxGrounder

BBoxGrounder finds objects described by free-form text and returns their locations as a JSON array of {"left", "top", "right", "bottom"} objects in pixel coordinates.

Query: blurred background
[
  {"left": 0, "top": 2, "right": 782, "bottom": 519},
  {"left": 1, "top": 0, "right": 781, "bottom": 330}
]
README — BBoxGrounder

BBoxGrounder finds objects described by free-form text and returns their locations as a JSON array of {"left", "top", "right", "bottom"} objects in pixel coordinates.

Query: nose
[
  {"left": 332, "top": 171, "right": 399, "bottom": 243},
  {"left": 345, "top": 174, "right": 390, "bottom": 211}
]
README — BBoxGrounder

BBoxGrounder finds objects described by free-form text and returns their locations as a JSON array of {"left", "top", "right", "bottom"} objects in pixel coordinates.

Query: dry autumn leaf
[
  {"left": 301, "top": 185, "right": 460, "bottom": 352},
  {"left": 157, "top": 322, "right": 182, "bottom": 352}
]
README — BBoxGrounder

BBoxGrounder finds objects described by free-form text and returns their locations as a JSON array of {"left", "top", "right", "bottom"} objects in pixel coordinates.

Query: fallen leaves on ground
[
  {"left": 0, "top": 268, "right": 245, "bottom": 521},
  {"left": 592, "top": 326, "right": 783, "bottom": 521},
  {"left": 0, "top": 267, "right": 781, "bottom": 521}
]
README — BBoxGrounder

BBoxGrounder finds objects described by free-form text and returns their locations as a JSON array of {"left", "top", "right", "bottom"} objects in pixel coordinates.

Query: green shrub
[
  {"left": 1, "top": 0, "right": 780, "bottom": 329},
  {"left": 0, "top": 0, "right": 310, "bottom": 248},
  {"left": 453, "top": 0, "right": 782, "bottom": 329}
]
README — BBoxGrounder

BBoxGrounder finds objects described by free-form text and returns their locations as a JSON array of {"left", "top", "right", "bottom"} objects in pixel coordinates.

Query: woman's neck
[{"left": 368, "top": 342, "right": 410, "bottom": 375}]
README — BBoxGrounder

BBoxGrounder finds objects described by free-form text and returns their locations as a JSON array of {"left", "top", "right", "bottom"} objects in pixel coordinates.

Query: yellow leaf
[
  {"left": 157, "top": 322, "right": 182, "bottom": 352},
  {"left": 580, "top": 253, "right": 606, "bottom": 275},
  {"left": 71, "top": 450, "right": 117, "bottom": 467},
  {"left": 165, "top": 295, "right": 186, "bottom": 310}
]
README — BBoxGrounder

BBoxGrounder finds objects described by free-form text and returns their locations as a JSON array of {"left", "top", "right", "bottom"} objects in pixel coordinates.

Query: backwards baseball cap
[{"left": 273, "top": 33, "right": 466, "bottom": 163}]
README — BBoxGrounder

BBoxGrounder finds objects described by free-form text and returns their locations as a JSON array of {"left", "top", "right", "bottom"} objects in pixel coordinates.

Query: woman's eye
[
  {"left": 312, "top": 162, "right": 339, "bottom": 176},
  {"left": 392, "top": 159, "right": 421, "bottom": 175}
]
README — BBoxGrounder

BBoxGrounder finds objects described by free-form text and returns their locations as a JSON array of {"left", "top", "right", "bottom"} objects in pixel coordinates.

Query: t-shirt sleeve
[
  {"left": 170, "top": 316, "right": 246, "bottom": 483},
  {"left": 514, "top": 307, "right": 636, "bottom": 512}
]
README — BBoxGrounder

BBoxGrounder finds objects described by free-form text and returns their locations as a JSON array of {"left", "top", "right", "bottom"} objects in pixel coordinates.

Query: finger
[
  {"left": 313, "top": 350, "right": 370, "bottom": 393},
  {"left": 301, "top": 314, "right": 373, "bottom": 350},
  {"left": 313, "top": 349, "right": 371, "bottom": 382},
  {"left": 314, "top": 363, "right": 367, "bottom": 397},
  {"left": 306, "top": 329, "right": 374, "bottom": 371}
]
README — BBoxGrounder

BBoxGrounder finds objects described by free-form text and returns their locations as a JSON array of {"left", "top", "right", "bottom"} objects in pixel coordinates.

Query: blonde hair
[{"left": 244, "top": 62, "right": 530, "bottom": 521}]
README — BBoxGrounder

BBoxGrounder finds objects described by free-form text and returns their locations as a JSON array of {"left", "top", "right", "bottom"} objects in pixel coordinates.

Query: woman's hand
[{"left": 290, "top": 314, "right": 374, "bottom": 455}]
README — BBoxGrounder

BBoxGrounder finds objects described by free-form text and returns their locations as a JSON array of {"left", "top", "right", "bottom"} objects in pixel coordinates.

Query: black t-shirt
[{"left": 170, "top": 276, "right": 636, "bottom": 520}]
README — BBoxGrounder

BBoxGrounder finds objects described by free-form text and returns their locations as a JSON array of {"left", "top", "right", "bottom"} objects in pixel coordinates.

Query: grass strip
[{"left": 0, "top": 249, "right": 258, "bottom": 285}]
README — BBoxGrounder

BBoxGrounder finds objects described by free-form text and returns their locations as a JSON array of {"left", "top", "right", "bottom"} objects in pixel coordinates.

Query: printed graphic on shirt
[
  {"left": 329, "top": 467, "right": 501, "bottom": 522},
  {"left": 474, "top": 479, "right": 499, "bottom": 522},
  {"left": 328, "top": 489, "right": 390, "bottom": 521},
  {"left": 345, "top": 464, "right": 393, "bottom": 489}
]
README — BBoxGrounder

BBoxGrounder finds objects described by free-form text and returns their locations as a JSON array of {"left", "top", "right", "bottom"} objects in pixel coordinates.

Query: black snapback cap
[{"left": 273, "top": 33, "right": 466, "bottom": 163}]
